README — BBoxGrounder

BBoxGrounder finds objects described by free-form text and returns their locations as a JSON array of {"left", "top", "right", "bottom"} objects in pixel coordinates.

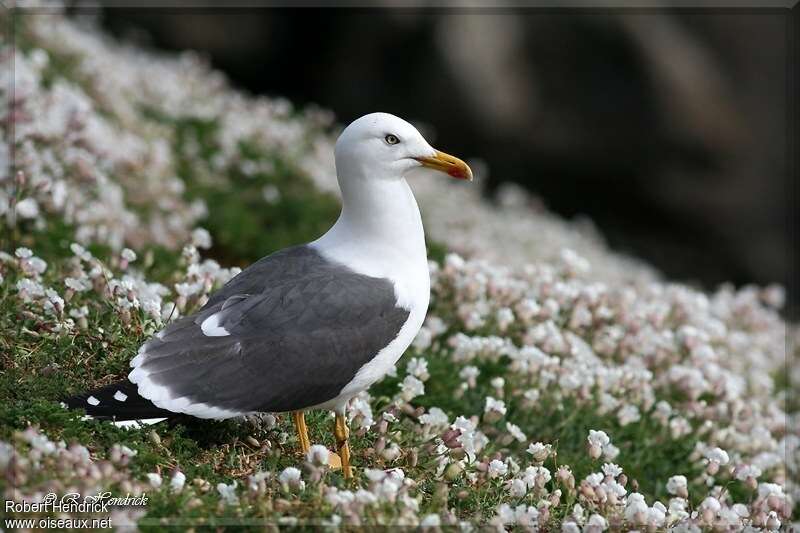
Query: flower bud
[
  {"left": 557, "top": 466, "right": 575, "bottom": 490},
  {"left": 588, "top": 443, "right": 602, "bottom": 460},
  {"left": 444, "top": 462, "right": 463, "bottom": 481},
  {"left": 441, "top": 429, "right": 462, "bottom": 449}
]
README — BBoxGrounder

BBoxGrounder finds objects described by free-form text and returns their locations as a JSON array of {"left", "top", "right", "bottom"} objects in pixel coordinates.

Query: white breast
[{"left": 308, "top": 176, "right": 430, "bottom": 412}]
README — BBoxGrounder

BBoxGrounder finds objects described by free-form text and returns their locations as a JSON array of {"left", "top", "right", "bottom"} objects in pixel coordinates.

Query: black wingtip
[{"left": 62, "top": 379, "right": 175, "bottom": 421}]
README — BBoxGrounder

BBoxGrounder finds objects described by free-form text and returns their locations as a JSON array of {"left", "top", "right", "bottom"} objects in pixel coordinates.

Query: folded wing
[{"left": 129, "top": 245, "right": 410, "bottom": 418}]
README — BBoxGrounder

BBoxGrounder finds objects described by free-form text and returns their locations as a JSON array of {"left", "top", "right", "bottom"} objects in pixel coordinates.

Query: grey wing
[{"left": 128, "top": 246, "right": 410, "bottom": 417}]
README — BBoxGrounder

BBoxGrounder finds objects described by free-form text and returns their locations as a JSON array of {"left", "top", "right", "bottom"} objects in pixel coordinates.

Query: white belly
[{"left": 309, "top": 244, "right": 430, "bottom": 413}]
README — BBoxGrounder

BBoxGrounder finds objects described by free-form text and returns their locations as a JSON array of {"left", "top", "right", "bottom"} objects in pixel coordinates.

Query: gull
[{"left": 64, "top": 112, "right": 472, "bottom": 477}]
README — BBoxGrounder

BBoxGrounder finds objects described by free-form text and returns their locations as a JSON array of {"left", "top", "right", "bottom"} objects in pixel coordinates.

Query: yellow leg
[
  {"left": 334, "top": 412, "right": 353, "bottom": 479},
  {"left": 292, "top": 411, "right": 310, "bottom": 454}
]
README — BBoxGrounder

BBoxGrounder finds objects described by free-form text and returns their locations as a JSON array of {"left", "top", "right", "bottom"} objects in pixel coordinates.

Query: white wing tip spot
[
  {"left": 113, "top": 418, "right": 167, "bottom": 429},
  {"left": 114, "top": 390, "right": 128, "bottom": 402},
  {"left": 201, "top": 313, "right": 230, "bottom": 337},
  {"left": 87, "top": 396, "right": 100, "bottom": 406}
]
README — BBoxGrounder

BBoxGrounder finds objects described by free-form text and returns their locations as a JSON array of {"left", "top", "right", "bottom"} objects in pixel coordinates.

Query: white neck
[{"left": 311, "top": 173, "right": 430, "bottom": 309}]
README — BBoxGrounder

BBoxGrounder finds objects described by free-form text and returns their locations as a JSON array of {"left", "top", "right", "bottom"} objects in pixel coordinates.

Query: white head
[{"left": 335, "top": 112, "right": 472, "bottom": 182}]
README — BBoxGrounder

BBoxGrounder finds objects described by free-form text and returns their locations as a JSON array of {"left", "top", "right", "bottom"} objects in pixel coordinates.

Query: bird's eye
[{"left": 384, "top": 134, "right": 400, "bottom": 145}]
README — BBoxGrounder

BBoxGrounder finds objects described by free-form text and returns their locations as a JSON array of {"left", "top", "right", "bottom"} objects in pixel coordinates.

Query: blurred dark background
[{"left": 96, "top": 7, "right": 797, "bottom": 308}]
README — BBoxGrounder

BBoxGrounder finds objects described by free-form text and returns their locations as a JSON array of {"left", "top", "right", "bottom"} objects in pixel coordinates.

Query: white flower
[
  {"left": 15, "top": 247, "right": 33, "bottom": 259},
  {"left": 496, "top": 307, "right": 514, "bottom": 331},
  {"left": 757, "top": 482, "right": 784, "bottom": 499},
  {"left": 488, "top": 459, "right": 508, "bottom": 478},
  {"left": 407, "top": 357, "right": 430, "bottom": 381},
  {"left": 523, "top": 389, "right": 540, "bottom": 402},
  {"left": 412, "top": 327, "right": 433, "bottom": 350},
  {"left": 444, "top": 253, "right": 465, "bottom": 271},
  {"left": 16, "top": 278, "right": 45, "bottom": 300},
  {"left": 497, "top": 503, "right": 516, "bottom": 525},
  {"left": 521, "top": 465, "right": 551, "bottom": 489},
  {"left": 586, "top": 514, "right": 607, "bottom": 530},
  {"left": 262, "top": 185, "right": 281, "bottom": 204},
  {"left": 70, "top": 243, "right": 92, "bottom": 261},
  {"left": 508, "top": 478, "right": 527, "bottom": 498},
  {"left": 705, "top": 447, "right": 730, "bottom": 474},
  {"left": 348, "top": 393, "right": 374, "bottom": 429},
  {"left": 451, "top": 416, "right": 488, "bottom": 462},
  {"left": 766, "top": 511, "right": 781, "bottom": 531},
  {"left": 121, "top": 248, "right": 137, "bottom": 262},
  {"left": 560, "top": 248, "right": 590, "bottom": 273},
  {"left": 16, "top": 198, "right": 40, "bottom": 219},
  {"left": 325, "top": 487, "right": 354, "bottom": 507},
  {"left": 217, "top": 481, "right": 239, "bottom": 505},
  {"left": 617, "top": 404, "right": 641, "bottom": 426},
  {"left": 735, "top": 464, "right": 762, "bottom": 481},
  {"left": 458, "top": 365, "right": 479, "bottom": 388},
  {"left": 306, "top": 444, "right": 330, "bottom": 466},
  {"left": 666, "top": 475, "right": 688, "bottom": 497},
  {"left": 175, "top": 281, "right": 203, "bottom": 297},
  {"left": 65, "top": 276, "right": 91, "bottom": 292},
  {"left": 588, "top": 429, "right": 609, "bottom": 447},
  {"left": 483, "top": 396, "right": 507, "bottom": 422},
  {"left": 587, "top": 429, "right": 610, "bottom": 459},
  {"left": 44, "top": 288, "right": 64, "bottom": 315},
  {"left": 26, "top": 256, "right": 47, "bottom": 275},
  {"left": 191, "top": 227, "right": 212, "bottom": 249},
  {"left": 699, "top": 496, "right": 722, "bottom": 524},
  {"left": 526, "top": 442, "right": 551, "bottom": 463},
  {"left": 585, "top": 472, "right": 604, "bottom": 487},
  {"left": 420, "top": 514, "right": 441, "bottom": 528},
  {"left": 497, "top": 503, "right": 539, "bottom": 527},
  {"left": 625, "top": 492, "right": 648, "bottom": 524},
  {"left": 248, "top": 471, "right": 270, "bottom": 492},
  {"left": 667, "top": 498, "right": 689, "bottom": 524},
  {"left": 506, "top": 422, "right": 526, "bottom": 442},
  {"left": 419, "top": 407, "right": 449, "bottom": 429},
  {"left": 146, "top": 473, "right": 162, "bottom": 488},
  {"left": 278, "top": 466, "right": 305, "bottom": 492},
  {"left": 170, "top": 471, "right": 186, "bottom": 492},
  {"left": 705, "top": 447, "right": 730, "bottom": 465},
  {"left": 647, "top": 502, "right": 666, "bottom": 528},
  {"left": 110, "top": 444, "right": 138, "bottom": 463},
  {"left": 381, "top": 442, "right": 401, "bottom": 462},
  {"left": 602, "top": 463, "right": 623, "bottom": 478},
  {"left": 515, "top": 505, "right": 539, "bottom": 527},
  {"left": 398, "top": 375, "right": 425, "bottom": 402},
  {"left": 571, "top": 503, "right": 585, "bottom": 525}
]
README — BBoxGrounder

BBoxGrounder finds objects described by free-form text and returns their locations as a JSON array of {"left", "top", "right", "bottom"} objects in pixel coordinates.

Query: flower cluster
[
  {"left": 3, "top": 427, "right": 148, "bottom": 528},
  {"left": 2, "top": 12, "right": 335, "bottom": 252},
  {"left": 3, "top": 238, "right": 238, "bottom": 335}
]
